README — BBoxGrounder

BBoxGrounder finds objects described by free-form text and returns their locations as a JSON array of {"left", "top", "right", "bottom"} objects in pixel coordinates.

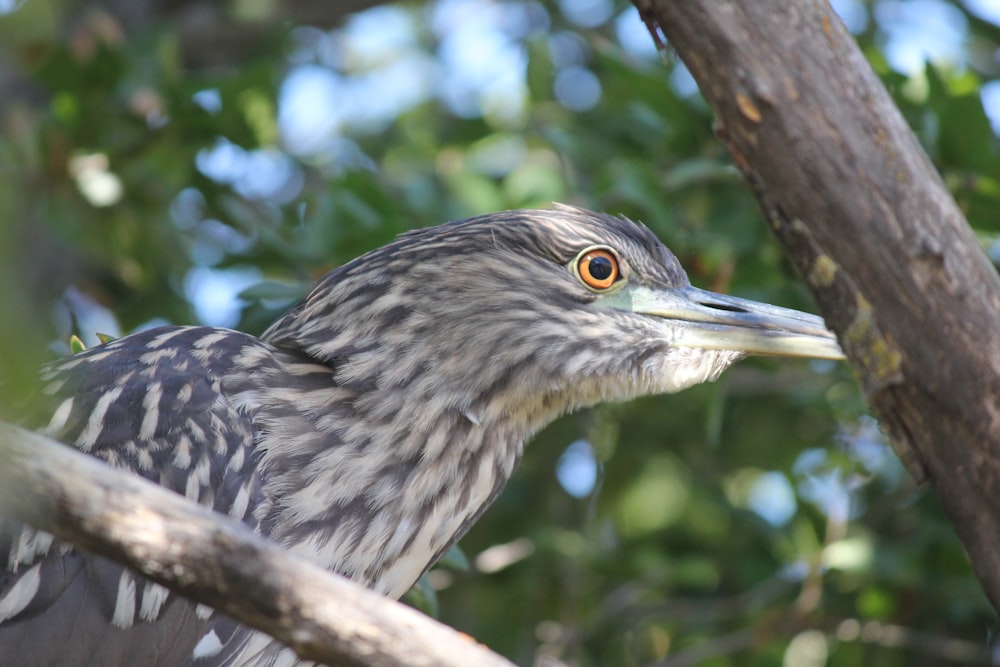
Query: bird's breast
[
  {"left": 368, "top": 447, "right": 512, "bottom": 598},
  {"left": 253, "top": 393, "right": 527, "bottom": 600}
]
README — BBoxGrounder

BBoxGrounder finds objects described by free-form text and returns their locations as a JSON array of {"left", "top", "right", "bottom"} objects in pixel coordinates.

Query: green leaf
[
  {"left": 238, "top": 281, "right": 309, "bottom": 303},
  {"left": 69, "top": 335, "right": 87, "bottom": 354},
  {"left": 437, "top": 544, "right": 470, "bottom": 572},
  {"left": 401, "top": 574, "right": 439, "bottom": 617}
]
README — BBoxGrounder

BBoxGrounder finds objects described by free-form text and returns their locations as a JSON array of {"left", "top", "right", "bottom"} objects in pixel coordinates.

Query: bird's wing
[{"left": 0, "top": 326, "right": 269, "bottom": 666}]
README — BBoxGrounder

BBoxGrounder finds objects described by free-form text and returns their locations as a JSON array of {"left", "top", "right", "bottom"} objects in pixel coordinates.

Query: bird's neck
[{"left": 234, "top": 344, "right": 548, "bottom": 599}]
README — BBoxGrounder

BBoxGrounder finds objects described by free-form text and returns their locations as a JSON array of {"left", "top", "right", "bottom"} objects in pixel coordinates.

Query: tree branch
[
  {"left": 635, "top": 0, "right": 1000, "bottom": 612},
  {"left": 0, "top": 421, "right": 514, "bottom": 667}
]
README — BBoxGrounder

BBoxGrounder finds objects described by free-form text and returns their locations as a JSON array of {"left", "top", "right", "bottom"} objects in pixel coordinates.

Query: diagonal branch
[{"left": 0, "top": 421, "right": 514, "bottom": 667}]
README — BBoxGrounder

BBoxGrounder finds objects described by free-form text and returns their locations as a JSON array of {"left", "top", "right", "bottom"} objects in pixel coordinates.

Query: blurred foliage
[{"left": 1, "top": 0, "right": 999, "bottom": 665}]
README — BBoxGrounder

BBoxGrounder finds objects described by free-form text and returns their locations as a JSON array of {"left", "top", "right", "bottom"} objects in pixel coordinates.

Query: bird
[{"left": 0, "top": 206, "right": 843, "bottom": 666}]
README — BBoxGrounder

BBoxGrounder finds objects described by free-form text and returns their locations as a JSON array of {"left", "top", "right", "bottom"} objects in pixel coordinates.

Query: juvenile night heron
[{"left": 0, "top": 206, "right": 842, "bottom": 665}]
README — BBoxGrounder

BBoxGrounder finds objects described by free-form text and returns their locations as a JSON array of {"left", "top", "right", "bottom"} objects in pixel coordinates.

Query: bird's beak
[{"left": 604, "top": 285, "right": 845, "bottom": 360}]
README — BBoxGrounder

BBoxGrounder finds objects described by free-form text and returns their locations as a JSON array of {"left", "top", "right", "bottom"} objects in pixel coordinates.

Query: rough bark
[
  {"left": 634, "top": 0, "right": 1000, "bottom": 612},
  {"left": 0, "top": 421, "right": 514, "bottom": 667}
]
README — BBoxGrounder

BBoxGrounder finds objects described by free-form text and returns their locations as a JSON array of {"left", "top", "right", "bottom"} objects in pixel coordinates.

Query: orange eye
[{"left": 576, "top": 248, "right": 619, "bottom": 290}]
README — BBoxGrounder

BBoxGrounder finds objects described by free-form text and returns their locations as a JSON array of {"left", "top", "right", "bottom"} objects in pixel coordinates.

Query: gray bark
[
  {"left": 0, "top": 421, "right": 515, "bottom": 667},
  {"left": 634, "top": 0, "right": 1000, "bottom": 612}
]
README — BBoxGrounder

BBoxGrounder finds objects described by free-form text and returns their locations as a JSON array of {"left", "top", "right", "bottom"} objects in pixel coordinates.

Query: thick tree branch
[
  {"left": 635, "top": 0, "right": 1000, "bottom": 612},
  {"left": 0, "top": 421, "right": 514, "bottom": 667}
]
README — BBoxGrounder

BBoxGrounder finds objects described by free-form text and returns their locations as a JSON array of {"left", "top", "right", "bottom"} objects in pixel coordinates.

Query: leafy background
[{"left": 1, "top": 1, "right": 999, "bottom": 665}]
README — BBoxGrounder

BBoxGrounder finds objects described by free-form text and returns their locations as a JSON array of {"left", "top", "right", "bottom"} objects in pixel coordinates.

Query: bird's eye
[{"left": 575, "top": 248, "right": 620, "bottom": 290}]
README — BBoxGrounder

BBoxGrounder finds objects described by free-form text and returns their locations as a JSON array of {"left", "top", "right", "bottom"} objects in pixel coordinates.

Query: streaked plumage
[{"left": 0, "top": 206, "right": 841, "bottom": 665}]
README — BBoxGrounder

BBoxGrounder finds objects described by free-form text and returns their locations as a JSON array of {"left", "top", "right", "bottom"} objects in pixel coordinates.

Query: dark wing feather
[{"left": 0, "top": 326, "right": 269, "bottom": 666}]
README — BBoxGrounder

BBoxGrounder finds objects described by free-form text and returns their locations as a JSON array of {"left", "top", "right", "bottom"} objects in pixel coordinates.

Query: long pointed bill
[{"left": 604, "top": 285, "right": 844, "bottom": 360}]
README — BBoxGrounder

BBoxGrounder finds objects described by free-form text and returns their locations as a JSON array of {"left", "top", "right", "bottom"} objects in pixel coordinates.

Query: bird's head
[{"left": 264, "top": 206, "right": 842, "bottom": 434}]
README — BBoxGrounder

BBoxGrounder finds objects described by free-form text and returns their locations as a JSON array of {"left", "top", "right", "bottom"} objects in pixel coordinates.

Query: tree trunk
[{"left": 634, "top": 0, "right": 1000, "bottom": 612}]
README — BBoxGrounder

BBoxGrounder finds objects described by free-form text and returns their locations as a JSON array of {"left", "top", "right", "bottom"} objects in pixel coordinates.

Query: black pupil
[{"left": 588, "top": 256, "right": 613, "bottom": 281}]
